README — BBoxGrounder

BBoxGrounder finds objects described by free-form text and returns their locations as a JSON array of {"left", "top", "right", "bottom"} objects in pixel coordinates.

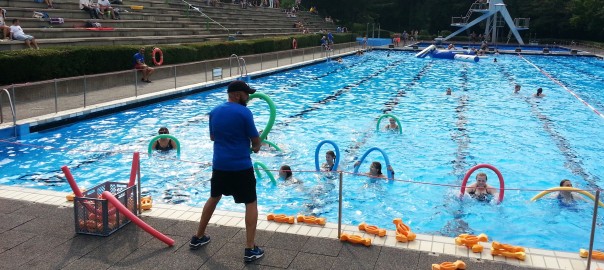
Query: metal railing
[{"left": 0, "top": 42, "right": 360, "bottom": 127}]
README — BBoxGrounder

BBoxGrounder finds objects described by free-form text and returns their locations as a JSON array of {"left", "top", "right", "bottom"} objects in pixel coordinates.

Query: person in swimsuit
[
  {"left": 466, "top": 172, "right": 497, "bottom": 202},
  {"left": 321, "top": 150, "right": 337, "bottom": 171},
  {"left": 533, "top": 87, "right": 546, "bottom": 97},
  {"left": 279, "top": 165, "right": 301, "bottom": 184},
  {"left": 353, "top": 161, "right": 394, "bottom": 179},
  {"left": 554, "top": 179, "right": 586, "bottom": 205},
  {"left": 384, "top": 118, "right": 399, "bottom": 131},
  {"left": 152, "top": 127, "right": 177, "bottom": 151}
]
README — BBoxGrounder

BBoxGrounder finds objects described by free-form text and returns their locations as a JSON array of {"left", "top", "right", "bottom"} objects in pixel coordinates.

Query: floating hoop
[
  {"left": 147, "top": 134, "right": 181, "bottom": 157},
  {"left": 253, "top": 161, "right": 276, "bottom": 184},
  {"left": 353, "top": 147, "right": 393, "bottom": 179},
  {"left": 314, "top": 140, "right": 340, "bottom": 172},
  {"left": 152, "top": 47, "right": 163, "bottom": 66},
  {"left": 376, "top": 114, "right": 402, "bottom": 134},
  {"left": 248, "top": 92, "right": 280, "bottom": 151},
  {"left": 459, "top": 164, "right": 505, "bottom": 203},
  {"left": 531, "top": 187, "right": 604, "bottom": 207}
]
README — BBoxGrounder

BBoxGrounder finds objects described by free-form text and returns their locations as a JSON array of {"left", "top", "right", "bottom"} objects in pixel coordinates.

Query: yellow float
[
  {"left": 358, "top": 222, "right": 386, "bottom": 237},
  {"left": 267, "top": 213, "right": 295, "bottom": 224},
  {"left": 491, "top": 241, "right": 526, "bottom": 260},
  {"left": 297, "top": 215, "right": 326, "bottom": 225},
  {"left": 531, "top": 187, "right": 604, "bottom": 207},
  {"left": 340, "top": 233, "right": 371, "bottom": 246},
  {"left": 431, "top": 260, "right": 466, "bottom": 270},
  {"left": 579, "top": 249, "right": 604, "bottom": 260},
  {"left": 393, "top": 218, "right": 416, "bottom": 242}
]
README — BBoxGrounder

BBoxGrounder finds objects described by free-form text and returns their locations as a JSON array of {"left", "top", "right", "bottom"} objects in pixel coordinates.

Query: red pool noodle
[
  {"left": 62, "top": 166, "right": 84, "bottom": 198},
  {"left": 459, "top": 163, "right": 505, "bottom": 203},
  {"left": 102, "top": 191, "right": 175, "bottom": 246},
  {"left": 128, "top": 152, "right": 140, "bottom": 187}
]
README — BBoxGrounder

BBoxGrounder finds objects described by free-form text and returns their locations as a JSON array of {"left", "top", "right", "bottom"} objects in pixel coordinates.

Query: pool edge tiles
[{"left": 0, "top": 184, "right": 597, "bottom": 270}]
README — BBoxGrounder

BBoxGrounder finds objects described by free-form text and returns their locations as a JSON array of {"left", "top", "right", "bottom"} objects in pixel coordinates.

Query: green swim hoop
[
  {"left": 248, "top": 92, "right": 281, "bottom": 151},
  {"left": 148, "top": 134, "right": 181, "bottom": 157},
  {"left": 253, "top": 161, "right": 276, "bottom": 184},
  {"left": 376, "top": 114, "right": 402, "bottom": 134}
]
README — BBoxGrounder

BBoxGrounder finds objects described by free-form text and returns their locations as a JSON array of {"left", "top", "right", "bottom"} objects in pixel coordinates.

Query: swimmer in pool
[
  {"left": 553, "top": 179, "right": 585, "bottom": 205},
  {"left": 466, "top": 172, "right": 498, "bottom": 202},
  {"left": 533, "top": 87, "right": 546, "bottom": 97},
  {"left": 279, "top": 165, "right": 301, "bottom": 184},
  {"left": 446, "top": 88, "right": 452, "bottom": 95},
  {"left": 353, "top": 161, "right": 394, "bottom": 179},
  {"left": 514, "top": 84, "right": 521, "bottom": 94},
  {"left": 384, "top": 117, "right": 399, "bottom": 131},
  {"left": 152, "top": 127, "right": 177, "bottom": 151},
  {"left": 321, "top": 150, "right": 337, "bottom": 171}
]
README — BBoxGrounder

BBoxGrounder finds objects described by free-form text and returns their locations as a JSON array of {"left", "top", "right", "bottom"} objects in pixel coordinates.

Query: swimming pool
[
  {"left": 1, "top": 51, "right": 603, "bottom": 252},
  {"left": 414, "top": 42, "right": 572, "bottom": 52}
]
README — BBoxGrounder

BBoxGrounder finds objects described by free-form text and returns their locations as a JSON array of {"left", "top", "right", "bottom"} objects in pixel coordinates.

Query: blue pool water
[
  {"left": 1, "top": 51, "right": 603, "bottom": 252},
  {"left": 415, "top": 42, "right": 571, "bottom": 52}
]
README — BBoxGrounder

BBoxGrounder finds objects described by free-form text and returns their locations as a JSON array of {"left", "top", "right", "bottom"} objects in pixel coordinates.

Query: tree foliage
[{"left": 304, "top": 0, "right": 604, "bottom": 41}]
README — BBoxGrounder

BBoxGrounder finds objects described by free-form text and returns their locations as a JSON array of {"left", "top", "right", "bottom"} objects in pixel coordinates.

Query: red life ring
[
  {"left": 292, "top": 39, "right": 298, "bottom": 49},
  {"left": 459, "top": 163, "right": 505, "bottom": 203},
  {"left": 152, "top": 47, "right": 163, "bottom": 66}
]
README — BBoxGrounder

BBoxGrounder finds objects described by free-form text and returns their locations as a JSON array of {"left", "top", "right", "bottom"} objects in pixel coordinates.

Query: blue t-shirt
[
  {"left": 133, "top": 52, "right": 144, "bottom": 66},
  {"left": 327, "top": 32, "right": 334, "bottom": 42},
  {"left": 210, "top": 102, "right": 259, "bottom": 171}
]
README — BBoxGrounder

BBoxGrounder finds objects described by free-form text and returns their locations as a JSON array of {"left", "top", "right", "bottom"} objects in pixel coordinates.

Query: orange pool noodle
[
  {"left": 358, "top": 222, "right": 386, "bottom": 237},
  {"left": 140, "top": 196, "right": 153, "bottom": 210},
  {"left": 393, "top": 218, "right": 416, "bottom": 242},
  {"left": 491, "top": 241, "right": 526, "bottom": 260},
  {"left": 267, "top": 213, "right": 295, "bottom": 224},
  {"left": 491, "top": 241, "right": 525, "bottom": 252},
  {"left": 340, "top": 233, "right": 371, "bottom": 246},
  {"left": 579, "top": 249, "right": 604, "bottom": 260},
  {"left": 297, "top": 215, "right": 326, "bottom": 225},
  {"left": 455, "top": 233, "right": 488, "bottom": 253},
  {"left": 431, "top": 260, "right": 466, "bottom": 270}
]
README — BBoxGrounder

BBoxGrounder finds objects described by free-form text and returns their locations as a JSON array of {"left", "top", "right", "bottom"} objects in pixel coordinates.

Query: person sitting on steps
[{"left": 133, "top": 47, "right": 154, "bottom": 83}]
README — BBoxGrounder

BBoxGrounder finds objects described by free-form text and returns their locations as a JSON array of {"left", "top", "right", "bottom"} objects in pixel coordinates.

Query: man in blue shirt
[
  {"left": 133, "top": 47, "right": 154, "bottom": 83},
  {"left": 190, "top": 80, "right": 264, "bottom": 262}
]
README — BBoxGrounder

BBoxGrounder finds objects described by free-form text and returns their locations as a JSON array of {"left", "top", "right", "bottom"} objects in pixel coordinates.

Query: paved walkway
[{"left": 0, "top": 196, "right": 543, "bottom": 270}]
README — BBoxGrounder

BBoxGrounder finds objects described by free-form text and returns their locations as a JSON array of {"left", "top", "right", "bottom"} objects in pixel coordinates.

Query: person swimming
[
  {"left": 384, "top": 118, "right": 399, "bottom": 131},
  {"left": 321, "top": 150, "right": 336, "bottom": 171},
  {"left": 466, "top": 172, "right": 497, "bottom": 202},
  {"left": 353, "top": 161, "right": 394, "bottom": 179},
  {"left": 152, "top": 127, "right": 177, "bottom": 151},
  {"left": 279, "top": 165, "right": 301, "bottom": 184}
]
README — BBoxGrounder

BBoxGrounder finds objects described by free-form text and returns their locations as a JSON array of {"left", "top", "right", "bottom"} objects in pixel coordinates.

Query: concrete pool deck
[{"left": 1, "top": 185, "right": 602, "bottom": 270}]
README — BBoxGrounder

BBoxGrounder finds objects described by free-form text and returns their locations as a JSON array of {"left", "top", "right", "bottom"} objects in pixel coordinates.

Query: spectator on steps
[
  {"left": 9, "top": 19, "right": 39, "bottom": 49},
  {"left": 97, "top": 0, "right": 117, "bottom": 19},
  {"left": 44, "top": 0, "right": 54, "bottom": 9},
  {"left": 0, "top": 8, "right": 9, "bottom": 40},
  {"left": 80, "top": 0, "right": 101, "bottom": 19},
  {"left": 133, "top": 47, "right": 154, "bottom": 83}
]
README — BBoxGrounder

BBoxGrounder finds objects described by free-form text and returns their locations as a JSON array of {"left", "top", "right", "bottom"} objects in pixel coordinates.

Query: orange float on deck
[
  {"left": 358, "top": 222, "right": 386, "bottom": 237},
  {"left": 393, "top": 218, "right": 416, "bottom": 242},
  {"left": 454, "top": 233, "right": 488, "bottom": 253},
  {"left": 66, "top": 188, "right": 86, "bottom": 201},
  {"left": 491, "top": 241, "right": 526, "bottom": 260},
  {"left": 431, "top": 260, "right": 466, "bottom": 270},
  {"left": 267, "top": 213, "right": 295, "bottom": 224},
  {"left": 340, "top": 233, "right": 371, "bottom": 246},
  {"left": 140, "top": 196, "right": 153, "bottom": 210},
  {"left": 580, "top": 249, "right": 604, "bottom": 260},
  {"left": 296, "top": 215, "right": 326, "bottom": 225}
]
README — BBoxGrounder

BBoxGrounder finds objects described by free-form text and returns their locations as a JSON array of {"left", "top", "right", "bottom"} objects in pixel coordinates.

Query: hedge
[{"left": 0, "top": 33, "right": 354, "bottom": 85}]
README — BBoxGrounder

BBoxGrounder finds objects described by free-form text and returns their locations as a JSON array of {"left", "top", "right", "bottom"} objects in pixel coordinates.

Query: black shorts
[{"left": 210, "top": 168, "right": 257, "bottom": 204}]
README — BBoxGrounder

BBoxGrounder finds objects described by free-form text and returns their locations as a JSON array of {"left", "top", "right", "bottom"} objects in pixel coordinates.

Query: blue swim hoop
[
  {"left": 147, "top": 134, "right": 181, "bottom": 157},
  {"left": 353, "top": 147, "right": 393, "bottom": 179},
  {"left": 314, "top": 140, "right": 340, "bottom": 172}
]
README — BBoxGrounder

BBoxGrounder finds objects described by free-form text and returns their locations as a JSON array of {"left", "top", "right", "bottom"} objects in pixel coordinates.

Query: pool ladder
[
  {"left": 229, "top": 54, "right": 248, "bottom": 79},
  {"left": 0, "top": 88, "right": 17, "bottom": 136}
]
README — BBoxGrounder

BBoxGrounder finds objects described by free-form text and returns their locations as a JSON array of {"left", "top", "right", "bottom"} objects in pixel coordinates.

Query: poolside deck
[{"left": 0, "top": 186, "right": 555, "bottom": 270}]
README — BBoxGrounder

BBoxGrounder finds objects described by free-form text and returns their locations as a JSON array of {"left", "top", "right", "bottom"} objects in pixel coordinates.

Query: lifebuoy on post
[
  {"left": 292, "top": 38, "right": 298, "bottom": 49},
  {"left": 152, "top": 47, "right": 163, "bottom": 66}
]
